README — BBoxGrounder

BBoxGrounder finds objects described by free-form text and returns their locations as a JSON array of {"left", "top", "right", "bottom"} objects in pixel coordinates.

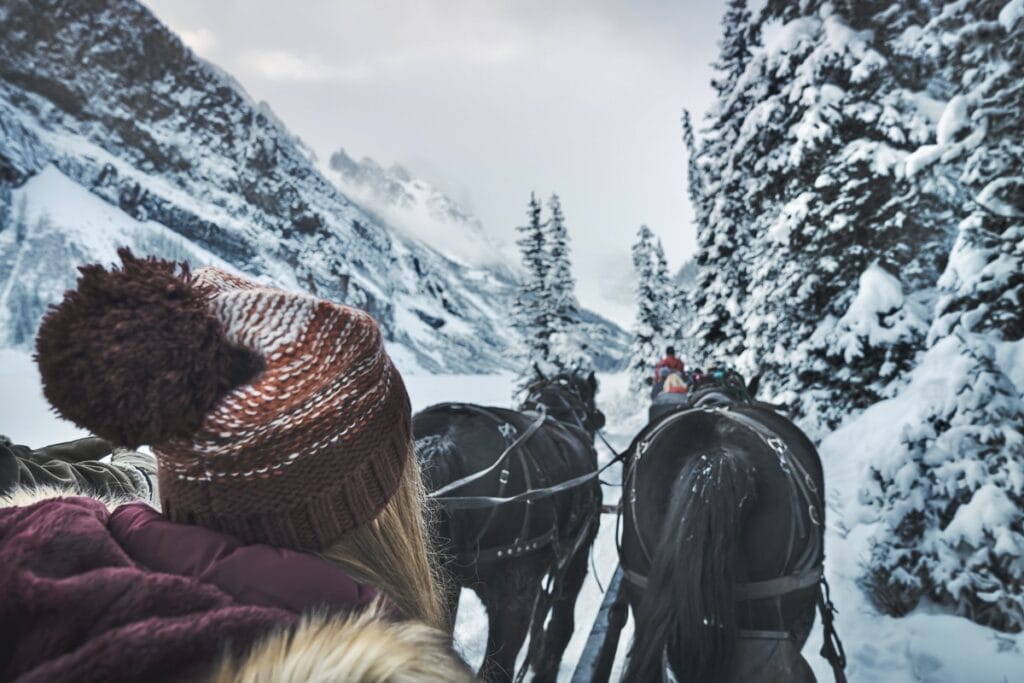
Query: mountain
[
  {"left": 0, "top": 0, "right": 627, "bottom": 374},
  {"left": 326, "top": 149, "right": 516, "bottom": 274},
  {"left": 326, "top": 149, "right": 630, "bottom": 371}
]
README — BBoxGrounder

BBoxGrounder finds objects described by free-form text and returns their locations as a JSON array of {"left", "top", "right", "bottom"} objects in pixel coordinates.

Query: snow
[
  {"left": 816, "top": 339, "right": 1024, "bottom": 682},
  {"left": 936, "top": 95, "right": 970, "bottom": 145},
  {"left": 942, "top": 484, "right": 1019, "bottom": 548},
  {"left": 906, "top": 144, "right": 944, "bottom": 177},
  {"left": 829, "top": 264, "right": 927, "bottom": 362},
  {"left": 999, "top": 0, "right": 1024, "bottom": 31},
  {"left": 11, "top": 165, "right": 232, "bottom": 270},
  {"left": 4, "top": 348, "right": 1022, "bottom": 681},
  {"left": 976, "top": 177, "right": 1024, "bottom": 218},
  {"left": 324, "top": 151, "right": 517, "bottom": 272},
  {"left": 768, "top": 192, "right": 814, "bottom": 244},
  {"left": 763, "top": 17, "right": 819, "bottom": 57}
]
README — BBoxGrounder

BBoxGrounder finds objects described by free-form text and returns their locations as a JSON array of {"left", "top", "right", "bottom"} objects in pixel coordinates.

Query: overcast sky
[{"left": 142, "top": 0, "right": 722, "bottom": 326}]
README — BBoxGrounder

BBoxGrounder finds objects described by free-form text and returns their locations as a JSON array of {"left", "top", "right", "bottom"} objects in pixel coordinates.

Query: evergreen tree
[
  {"left": 711, "top": 0, "right": 756, "bottom": 97},
  {"left": 689, "top": 2, "right": 764, "bottom": 372},
  {"left": 544, "top": 194, "right": 589, "bottom": 372},
  {"left": 693, "top": 2, "right": 952, "bottom": 429},
  {"left": 864, "top": 1, "right": 1024, "bottom": 634},
  {"left": 628, "top": 225, "right": 674, "bottom": 393},
  {"left": 512, "top": 193, "right": 554, "bottom": 383},
  {"left": 863, "top": 334, "right": 1024, "bottom": 632},
  {"left": 923, "top": 1, "right": 1024, "bottom": 343},
  {"left": 681, "top": 109, "right": 705, "bottom": 229}
]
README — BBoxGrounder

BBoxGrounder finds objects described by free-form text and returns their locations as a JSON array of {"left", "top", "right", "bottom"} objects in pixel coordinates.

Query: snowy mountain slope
[
  {"left": 0, "top": 0, "right": 627, "bottom": 373},
  {"left": 326, "top": 149, "right": 517, "bottom": 273},
  {"left": 324, "top": 151, "right": 629, "bottom": 370}
]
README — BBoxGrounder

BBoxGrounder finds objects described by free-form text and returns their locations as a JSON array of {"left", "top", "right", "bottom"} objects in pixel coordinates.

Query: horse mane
[{"left": 414, "top": 433, "right": 457, "bottom": 464}]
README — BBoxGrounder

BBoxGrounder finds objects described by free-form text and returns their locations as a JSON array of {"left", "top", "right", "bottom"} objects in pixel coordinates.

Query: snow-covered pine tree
[
  {"left": 681, "top": 109, "right": 706, "bottom": 229},
  {"left": 544, "top": 194, "right": 590, "bottom": 372},
  {"left": 711, "top": 0, "right": 756, "bottom": 97},
  {"left": 862, "top": 334, "right": 1024, "bottom": 632},
  {"left": 700, "top": 2, "right": 951, "bottom": 432},
  {"left": 512, "top": 193, "right": 555, "bottom": 386},
  {"left": 689, "top": 0, "right": 761, "bottom": 371},
  {"left": 923, "top": 1, "right": 1024, "bottom": 343},
  {"left": 864, "top": 0, "right": 1024, "bottom": 634},
  {"left": 628, "top": 225, "right": 674, "bottom": 394}
]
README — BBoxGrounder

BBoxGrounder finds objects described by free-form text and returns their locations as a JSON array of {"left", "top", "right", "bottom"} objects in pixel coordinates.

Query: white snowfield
[{"left": 1, "top": 352, "right": 1022, "bottom": 682}]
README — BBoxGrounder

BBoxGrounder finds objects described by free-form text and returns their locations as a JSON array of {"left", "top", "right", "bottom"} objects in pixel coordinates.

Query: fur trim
[
  {"left": 209, "top": 602, "right": 475, "bottom": 683},
  {"left": 0, "top": 484, "right": 137, "bottom": 512}
]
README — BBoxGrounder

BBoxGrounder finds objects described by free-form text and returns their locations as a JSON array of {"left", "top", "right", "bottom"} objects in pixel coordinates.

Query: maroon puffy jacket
[{"left": 0, "top": 496, "right": 381, "bottom": 682}]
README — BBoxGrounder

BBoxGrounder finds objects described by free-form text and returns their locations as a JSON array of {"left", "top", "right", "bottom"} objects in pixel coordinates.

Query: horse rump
[{"left": 624, "top": 446, "right": 758, "bottom": 683}]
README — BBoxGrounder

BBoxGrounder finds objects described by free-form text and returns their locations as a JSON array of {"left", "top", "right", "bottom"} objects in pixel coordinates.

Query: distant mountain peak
[{"left": 327, "top": 148, "right": 515, "bottom": 271}]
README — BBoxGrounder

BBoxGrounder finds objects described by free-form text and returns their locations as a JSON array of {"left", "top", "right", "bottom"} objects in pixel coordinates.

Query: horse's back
[{"left": 412, "top": 402, "right": 599, "bottom": 568}]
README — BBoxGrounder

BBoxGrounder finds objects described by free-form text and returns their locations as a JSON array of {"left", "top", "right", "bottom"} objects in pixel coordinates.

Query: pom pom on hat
[{"left": 35, "top": 248, "right": 263, "bottom": 448}]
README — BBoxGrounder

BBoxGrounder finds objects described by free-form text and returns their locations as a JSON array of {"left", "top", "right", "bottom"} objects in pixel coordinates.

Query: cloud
[
  {"left": 242, "top": 50, "right": 373, "bottom": 83},
  {"left": 179, "top": 27, "right": 215, "bottom": 54}
]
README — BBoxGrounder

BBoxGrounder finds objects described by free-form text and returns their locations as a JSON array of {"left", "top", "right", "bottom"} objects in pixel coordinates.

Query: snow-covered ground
[{"left": 1, "top": 349, "right": 1021, "bottom": 681}]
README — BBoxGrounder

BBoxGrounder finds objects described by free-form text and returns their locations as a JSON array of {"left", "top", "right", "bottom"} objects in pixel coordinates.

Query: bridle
[{"left": 521, "top": 374, "right": 601, "bottom": 437}]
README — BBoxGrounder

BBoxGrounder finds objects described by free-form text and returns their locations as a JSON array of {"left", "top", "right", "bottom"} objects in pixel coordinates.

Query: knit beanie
[{"left": 35, "top": 249, "right": 412, "bottom": 551}]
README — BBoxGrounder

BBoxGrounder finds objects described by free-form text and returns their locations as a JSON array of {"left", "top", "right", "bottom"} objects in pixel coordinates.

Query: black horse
[
  {"left": 414, "top": 370, "right": 605, "bottom": 682},
  {"left": 619, "top": 397, "right": 831, "bottom": 682}
]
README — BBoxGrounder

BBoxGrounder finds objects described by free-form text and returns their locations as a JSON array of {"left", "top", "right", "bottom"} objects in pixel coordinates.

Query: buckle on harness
[
  {"left": 808, "top": 504, "right": 821, "bottom": 526},
  {"left": 766, "top": 436, "right": 787, "bottom": 457},
  {"left": 499, "top": 468, "right": 510, "bottom": 485}
]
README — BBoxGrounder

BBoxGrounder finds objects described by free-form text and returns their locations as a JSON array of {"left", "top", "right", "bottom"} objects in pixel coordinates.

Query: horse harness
[
  {"left": 427, "top": 403, "right": 599, "bottom": 567},
  {"left": 620, "top": 405, "right": 847, "bottom": 682}
]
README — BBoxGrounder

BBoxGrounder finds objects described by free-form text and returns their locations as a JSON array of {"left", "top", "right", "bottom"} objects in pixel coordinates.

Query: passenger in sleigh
[
  {"left": 648, "top": 372, "right": 690, "bottom": 422},
  {"left": 650, "top": 346, "right": 685, "bottom": 398}
]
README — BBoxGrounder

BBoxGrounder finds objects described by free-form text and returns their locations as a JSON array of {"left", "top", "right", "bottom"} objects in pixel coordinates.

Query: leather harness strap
[
  {"left": 734, "top": 566, "right": 823, "bottom": 601},
  {"left": 456, "top": 527, "right": 559, "bottom": 565},
  {"left": 428, "top": 380, "right": 608, "bottom": 564},
  {"left": 620, "top": 403, "right": 846, "bottom": 682},
  {"left": 428, "top": 405, "right": 548, "bottom": 498}
]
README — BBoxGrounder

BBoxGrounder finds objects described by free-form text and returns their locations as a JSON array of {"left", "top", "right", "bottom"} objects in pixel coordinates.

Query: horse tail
[{"left": 624, "top": 446, "right": 757, "bottom": 683}]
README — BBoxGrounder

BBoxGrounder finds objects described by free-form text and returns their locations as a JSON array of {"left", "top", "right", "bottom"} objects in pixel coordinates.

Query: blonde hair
[
  {"left": 664, "top": 373, "right": 687, "bottom": 392},
  {"left": 318, "top": 448, "right": 447, "bottom": 631}
]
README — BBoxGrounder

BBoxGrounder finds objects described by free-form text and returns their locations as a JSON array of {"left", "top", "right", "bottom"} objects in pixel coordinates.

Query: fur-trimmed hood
[
  {"left": 1, "top": 486, "right": 474, "bottom": 682},
  {"left": 211, "top": 607, "right": 475, "bottom": 682}
]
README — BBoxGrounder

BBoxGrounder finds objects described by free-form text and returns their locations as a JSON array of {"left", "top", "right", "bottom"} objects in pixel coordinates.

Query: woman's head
[
  {"left": 664, "top": 372, "right": 687, "bottom": 393},
  {"left": 35, "top": 250, "right": 439, "bottom": 619}
]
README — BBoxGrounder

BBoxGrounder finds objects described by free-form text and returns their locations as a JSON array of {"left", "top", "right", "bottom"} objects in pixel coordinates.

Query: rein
[
  {"left": 434, "top": 452, "right": 624, "bottom": 509},
  {"left": 430, "top": 376, "right": 622, "bottom": 510},
  {"left": 427, "top": 406, "right": 548, "bottom": 499}
]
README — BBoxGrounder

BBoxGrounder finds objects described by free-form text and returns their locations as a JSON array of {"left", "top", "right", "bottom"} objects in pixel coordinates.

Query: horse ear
[
  {"left": 587, "top": 370, "right": 597, "bottom": 391},
  {"left": 533, "top": 363, "right": 547, "bottom": 382},
  {"left": 747, "top": 373, "right": 762, "bottom": 398}
]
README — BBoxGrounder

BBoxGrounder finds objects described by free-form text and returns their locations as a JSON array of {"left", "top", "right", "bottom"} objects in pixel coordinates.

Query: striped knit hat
[{"left": 35, "top": 250, "right": 411, "bottom": 551}]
